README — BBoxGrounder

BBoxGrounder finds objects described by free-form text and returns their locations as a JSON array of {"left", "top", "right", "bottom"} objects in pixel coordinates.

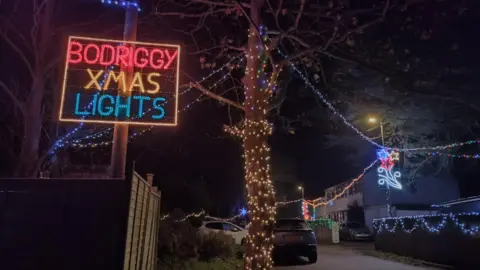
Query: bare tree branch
[
  {"left": 187, "top": 82, "right": 244, "bottom": 110},
  {"left": 0, "top": 80, "right": 26, "bottom": 115}
]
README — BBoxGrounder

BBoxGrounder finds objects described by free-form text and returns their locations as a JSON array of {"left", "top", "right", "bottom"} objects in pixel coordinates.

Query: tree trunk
[
  {"left": 16, "top": 78, "right": 44, "bottom": 177},
  {"left": 243, "top": 1, "right": 276, "bottom": 269}
]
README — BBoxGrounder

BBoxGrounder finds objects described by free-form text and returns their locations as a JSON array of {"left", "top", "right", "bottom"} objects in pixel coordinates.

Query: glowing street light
[
  {"left": 368, "top": 117, "right": 378, "bottom": 124},
  {"left": 298, "top": 185, "right": 304, "bottom": 199}
]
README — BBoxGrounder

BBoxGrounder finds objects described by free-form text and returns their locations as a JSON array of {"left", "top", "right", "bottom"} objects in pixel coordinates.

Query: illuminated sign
[{"left": 59, "top": 36, "right": 180, "bottom": 126}]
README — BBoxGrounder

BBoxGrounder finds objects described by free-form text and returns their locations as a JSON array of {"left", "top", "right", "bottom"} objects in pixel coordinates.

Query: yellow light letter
[
  {"left": 147, "top": 73, "right": 160, "bottom": 94},
  {"left": 84, "top": 69, "right": 104, "bottom": 90},
  {"left": 129, "top": 72, "right": 145, "bottom": 93},
  {"left": 104, "top": 71, "right": 126, "bottom": 92}
]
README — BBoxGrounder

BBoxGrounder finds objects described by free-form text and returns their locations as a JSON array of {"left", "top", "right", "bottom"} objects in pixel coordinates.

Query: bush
[
  {"left": 196, "top": 231, "right": 235, "bottom": 261},
  {"left": 157, "top": 210, "right": 199, "bottom": 267},
  {"left": 233, "top": 244, "right": 245, "bottom": 259}
]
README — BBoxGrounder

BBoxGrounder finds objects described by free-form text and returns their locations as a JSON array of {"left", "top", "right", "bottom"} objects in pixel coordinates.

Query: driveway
[{"left": 275, "top": 244, "right": 438, "bottom": 270}]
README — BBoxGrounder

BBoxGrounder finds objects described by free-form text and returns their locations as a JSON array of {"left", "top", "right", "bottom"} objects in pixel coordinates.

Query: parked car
[
  {"left": 273, "top": 218, "right": 317, "bottom": 263},
  {"left": 339, "top": 222, "right": 372, "bottom": 241},
  {"left": 198, "top": 221, "right": 247, "bottom": 245}
]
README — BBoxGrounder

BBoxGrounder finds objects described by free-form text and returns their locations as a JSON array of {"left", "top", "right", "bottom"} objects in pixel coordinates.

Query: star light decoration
[
  {"left": 239, "top": 207, "right": 248, "bottom": 217},
  {"left": 376, "top": 149, "right": 402, "bottom": 190}
]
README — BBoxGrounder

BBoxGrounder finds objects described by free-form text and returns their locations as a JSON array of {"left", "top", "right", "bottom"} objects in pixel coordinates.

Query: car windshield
[
  {"left": 275, "top": 220, "right": 309, "bottom": 230},
  {"left": 347, "top": 223, "right": 362, "bottom": 229}
]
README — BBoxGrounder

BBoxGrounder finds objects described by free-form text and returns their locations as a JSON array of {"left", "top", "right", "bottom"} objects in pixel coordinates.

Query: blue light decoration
[
  {"left": 373, "top": 212, "right": 480, "bottom": 236},
  {"left": 239, "top": 207, "right": 248, "bottom": 217},
  {"left": 49, "top": 65, "right": 115, "bottom": 157},
  {"left": 376, "top": 148, "right": 402, "bottom": 190},
  {"left": 100, "top": 0, "right": 141, "bottom": 12}
]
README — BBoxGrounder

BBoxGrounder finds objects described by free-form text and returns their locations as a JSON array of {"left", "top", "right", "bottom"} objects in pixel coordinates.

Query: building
[
  {"left": 316, "top": 168, "right": 460, "bottom": 232},
  {"left": 434, "top": 195, "right": 480, "bottom": 213},
  {"left": 318, "top": 180, "right": 364, "bottom": 223}
]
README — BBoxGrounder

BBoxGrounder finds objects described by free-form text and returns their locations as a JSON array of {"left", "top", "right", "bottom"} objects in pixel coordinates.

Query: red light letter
[
  {"left": 134, "top": 47, "right": 149, "bottom": 68},
  {"left": 68, "top": 41, "right": 83, "bottom": 64},
  {"left": 149, "top": 49, "right": 164, "bottom": 69},
  {"left": 116, "top": 45, "right": 130, "bottom": 67},
  {"left": 163, "top": 49, "right": 178, "bottom": 70},
  {"left": 99, "top": 44, "right": 115, "bottom": 66},
  {"left": 83, "top": 44, "right": 100, "bottom": 64}
]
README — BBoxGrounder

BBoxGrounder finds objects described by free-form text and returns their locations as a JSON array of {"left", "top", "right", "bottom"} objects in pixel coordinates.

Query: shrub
[
  {"left": 157, "top": 210, "right": 199, "bottom": 266},
  {"left": 233, "top": 244, "right": 245, "bottom": 259},
  {"left": 197, "top": 231, "right": 235, "bottom": 261}
]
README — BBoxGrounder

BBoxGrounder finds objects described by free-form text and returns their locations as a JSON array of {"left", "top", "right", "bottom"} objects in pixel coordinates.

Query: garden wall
[{"left": 373, "top": 213, "right": 480, "bottom": 268}]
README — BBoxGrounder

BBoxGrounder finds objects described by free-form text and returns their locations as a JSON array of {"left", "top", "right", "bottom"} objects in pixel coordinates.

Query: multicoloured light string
[
  {"left": 256, "top": 25, "right": 480, "bottom": 153},
  {"left": 426, "top": 151, "right": 480, "bottom": 160},
  {"left": 68, "top": 73, "right": 232, "bottom": 148},
  {"left": 374, "top": 212, "right": 480, "bottom": 236},
  {"left": 158, "top": 159, "right": 376, "bottom": 224},
  {"left": 305, "top": 160, "right": 378, "bottom": 208},
  {"left": 100, "top": 0, "right": 141, "bottom": 12},
  {"left": 48, "top": 66, "right": 115, "bottom": 156},
  {"left": 57, "top": 54, "right": 245, "bottom": 149}
]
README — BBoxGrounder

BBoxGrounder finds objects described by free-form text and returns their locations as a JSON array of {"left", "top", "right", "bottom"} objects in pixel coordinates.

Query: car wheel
[{"left": 308, "top": 253, "right": 317, "bottom": 263}]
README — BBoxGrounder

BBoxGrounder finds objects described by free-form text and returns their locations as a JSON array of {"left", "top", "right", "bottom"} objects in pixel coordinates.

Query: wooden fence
[
  {"left": 123, "top": 172, "right": 161, "bottom": 270},
  {"left": 0, "top": 171, "right": 161, "bottom": 270}
]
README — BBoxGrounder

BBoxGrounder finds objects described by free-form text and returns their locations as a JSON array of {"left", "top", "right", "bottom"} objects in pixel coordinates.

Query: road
[{"left": 275, "top": 244, "right": 438, "bottom": 270}]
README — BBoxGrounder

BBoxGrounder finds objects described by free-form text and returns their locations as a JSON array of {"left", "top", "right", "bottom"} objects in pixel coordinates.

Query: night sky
[{"left": 1, "top": 0, "right": 480, "bottom": 217}]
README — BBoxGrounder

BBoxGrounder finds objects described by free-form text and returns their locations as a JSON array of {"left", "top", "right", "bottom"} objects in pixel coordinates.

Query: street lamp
[
  {"left": 297, "top": 186, "right": 304, "bottom": 199},
  {"left": 368, "top": 117, "right": 384, "bottom": 146},
  {"left": 368, "top": 116, "right": 392, "bottom": 217}
]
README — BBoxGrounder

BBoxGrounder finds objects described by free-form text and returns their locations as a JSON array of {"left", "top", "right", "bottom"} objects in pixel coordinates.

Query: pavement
[{"left": 275, "top": 243, "right": 438, "bottom": 270}]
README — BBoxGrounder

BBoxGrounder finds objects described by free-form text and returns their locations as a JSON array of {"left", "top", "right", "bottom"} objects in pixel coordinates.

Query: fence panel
[{"left": 123, "top": 172, "right": 161, "bottom": 270}]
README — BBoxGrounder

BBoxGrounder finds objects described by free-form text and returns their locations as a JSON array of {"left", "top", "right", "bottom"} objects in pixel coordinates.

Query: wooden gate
[{"left": 123, "top": 172, "right": 161, "bottom": 270}]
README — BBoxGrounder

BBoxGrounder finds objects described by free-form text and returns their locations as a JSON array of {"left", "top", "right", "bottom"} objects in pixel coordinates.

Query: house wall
[
  {"left": 315, "top": 205, "right": 328, "bottom": 219},
  {"left": 439, "top": 200, "right": 480, "bottom": 214},
  {"left": 362, "top": 168, "right": 459, "bottom": 231},
  {"left": 322, "top": 180, "right": 364, "bottom": 223},
  {"left": 364, "top": 205, "right": 389, "bottom": 231},
  {"left": 362, "top": 169, "right": 460, "bottom": 208}
]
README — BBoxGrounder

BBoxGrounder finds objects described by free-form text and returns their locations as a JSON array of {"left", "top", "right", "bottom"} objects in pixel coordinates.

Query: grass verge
[
  {"left": 189, "top": 258, "right": 243, "bottom": 270},
  {"left": 360, "top": 250, "right": 452, "bottom": 269}
]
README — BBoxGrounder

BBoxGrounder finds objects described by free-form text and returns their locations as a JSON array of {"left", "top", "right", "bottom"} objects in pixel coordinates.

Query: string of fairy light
[
  {"left": 252, "top": 24, "right": 480, "bottom": 158},
  {"left": 100, "top": 0, "right": 141, "bottom": 11},
  {"left": 374, "top": 212, "right": 480, "bottom": 236},
  {"left": 159, "top": 158, "right": 378, "bottom": 223}
]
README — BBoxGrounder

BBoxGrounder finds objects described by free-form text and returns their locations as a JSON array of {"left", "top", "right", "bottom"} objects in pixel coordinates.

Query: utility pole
[{"left": 110, "top": 2, "right": 138, "bottom": 178}]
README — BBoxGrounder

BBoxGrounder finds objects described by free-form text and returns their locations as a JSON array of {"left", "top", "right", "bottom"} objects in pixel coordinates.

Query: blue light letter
[
  {"left": 115, "top": 95, "right": 132, "bottom": 117},
  {"left": 74, "top": 93, "right": 90, "bottom": 116},
  {"left": 133, "top": 95, "right": 151, "bottom": 118},
  {"left": 98, "top": 94, "right": 115, "bottom": 116},
  {"left": 91, "top": 94, "right": 99, "bottom": 116},
  {"left": 152, "top": 97, "right": 166, "bottom": 119}
]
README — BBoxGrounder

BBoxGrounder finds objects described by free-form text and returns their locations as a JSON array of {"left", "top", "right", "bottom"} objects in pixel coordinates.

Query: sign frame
[{"left": 58, "top": 35, "right": 181, "bottom": 126}]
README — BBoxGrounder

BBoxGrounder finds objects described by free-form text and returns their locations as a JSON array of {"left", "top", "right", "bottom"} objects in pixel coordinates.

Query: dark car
[
  {"left": 273, "top": 218, "right": 317, "bottom": 263},
  {"left": 339, "top": 222, "right": 372, "bottom": 241}
]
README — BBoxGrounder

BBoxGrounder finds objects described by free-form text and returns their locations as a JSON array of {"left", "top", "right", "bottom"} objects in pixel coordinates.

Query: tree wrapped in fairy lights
[{"left": 155, "top": 0, "right": 397, "bottom": 268}]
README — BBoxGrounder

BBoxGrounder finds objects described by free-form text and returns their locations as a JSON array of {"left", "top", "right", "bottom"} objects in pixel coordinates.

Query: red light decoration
[
  {"left": 67, "top": 41, "right": 178, "bottom": 70},
  {"left": 59, "top": 36, "right": 181, "bottom": 126}
]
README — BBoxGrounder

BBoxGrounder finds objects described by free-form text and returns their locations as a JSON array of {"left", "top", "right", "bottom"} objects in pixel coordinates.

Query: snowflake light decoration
[{"left": 376, "top": 148, "right": 402, "bottom": 190}]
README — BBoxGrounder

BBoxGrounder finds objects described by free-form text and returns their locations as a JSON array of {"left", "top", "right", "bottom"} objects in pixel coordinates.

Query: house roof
[{"left": 432, "top": 195, "right": 480, "bottom": 208}]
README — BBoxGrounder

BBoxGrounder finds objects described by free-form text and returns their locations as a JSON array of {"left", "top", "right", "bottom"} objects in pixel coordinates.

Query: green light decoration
[{"left": 307, "top": 218, "right": 334, "bottom": 229}]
